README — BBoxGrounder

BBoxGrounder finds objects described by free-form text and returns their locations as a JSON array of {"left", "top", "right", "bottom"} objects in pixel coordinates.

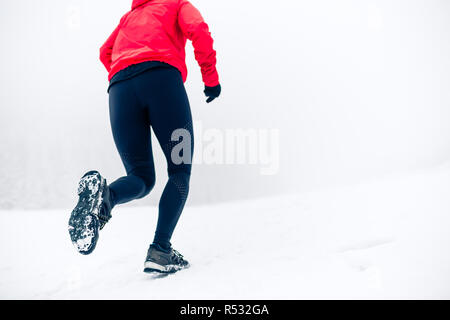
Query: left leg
[{"left": 133, "top": 67, "right": 194, "bottom": 251}]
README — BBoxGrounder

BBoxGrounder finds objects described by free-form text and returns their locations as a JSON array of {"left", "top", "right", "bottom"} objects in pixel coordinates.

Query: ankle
[
  {"left": 106, "top": 186, "right": 116, "bottom": 211},
  {"left": 151, "top": 242, "right": 171, "bottom": 253}
]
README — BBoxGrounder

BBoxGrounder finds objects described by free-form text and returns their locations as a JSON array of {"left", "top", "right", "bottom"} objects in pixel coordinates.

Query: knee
[
  {"left": 141, "top": 174, "right": 156, "bottom": 196},
  {"left": 168, "top": 169, "right": 190, "bottom": 183},
  {"left": 130, "top": 173, "right": 155, "bottom": 198}
]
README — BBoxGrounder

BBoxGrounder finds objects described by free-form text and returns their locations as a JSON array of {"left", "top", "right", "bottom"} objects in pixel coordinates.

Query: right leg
[{"left": 108, "top": 79, "right": 156, "bottom": 207}]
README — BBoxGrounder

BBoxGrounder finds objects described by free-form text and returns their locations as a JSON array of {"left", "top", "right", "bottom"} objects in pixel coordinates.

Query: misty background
[{"left": 0, "top": 0, "right": 449, "bottom": 210}]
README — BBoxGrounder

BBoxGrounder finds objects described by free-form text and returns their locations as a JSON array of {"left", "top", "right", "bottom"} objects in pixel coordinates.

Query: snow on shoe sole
[
  {"left": 143, "top": 261, "right": 190, "bottom": 274},
  {"left": 68, "top": 171, "right": 106, "bottom": 255}
]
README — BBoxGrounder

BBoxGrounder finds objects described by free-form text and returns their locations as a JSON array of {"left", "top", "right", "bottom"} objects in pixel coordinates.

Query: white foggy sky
[{"left": 0, "top": 0, "right": 449, "bottom": 209}]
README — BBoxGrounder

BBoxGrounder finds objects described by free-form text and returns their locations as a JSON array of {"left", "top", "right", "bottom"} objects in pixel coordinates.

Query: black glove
[{"left": 204, "top": 84, "right": 221, "bottom": 103}]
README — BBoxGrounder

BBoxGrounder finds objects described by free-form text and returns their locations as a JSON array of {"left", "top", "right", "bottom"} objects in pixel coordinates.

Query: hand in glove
[{"left": 204, "top": 84, "right": 221, "bottom": 103}]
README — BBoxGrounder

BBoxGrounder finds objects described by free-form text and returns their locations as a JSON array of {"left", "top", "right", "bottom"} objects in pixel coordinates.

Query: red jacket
[{"left": 100, "top": 0, "right": 219, "bottom": 87}]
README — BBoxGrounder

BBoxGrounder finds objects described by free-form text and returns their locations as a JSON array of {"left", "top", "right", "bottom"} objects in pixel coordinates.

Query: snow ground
[{"left": 1, "top": 163, "right": 449, "bottom": 299}]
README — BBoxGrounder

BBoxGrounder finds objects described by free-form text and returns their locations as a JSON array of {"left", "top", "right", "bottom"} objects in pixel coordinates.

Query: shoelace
[{"left": 172, "top": 249, "right": 185, "bottom": 264}]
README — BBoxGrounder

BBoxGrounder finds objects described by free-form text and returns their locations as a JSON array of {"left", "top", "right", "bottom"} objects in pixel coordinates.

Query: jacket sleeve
[
  {"left": 178, "top": 0, "right": 219, "bottom": 87},
  {"left": 99, "top": 22, "right": 122, "bottom": 72}
]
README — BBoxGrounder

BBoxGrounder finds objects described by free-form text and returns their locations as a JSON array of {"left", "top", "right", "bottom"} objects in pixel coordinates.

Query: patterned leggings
[{"left": 108, "top": 66, "right": 193, "bottom": 250}]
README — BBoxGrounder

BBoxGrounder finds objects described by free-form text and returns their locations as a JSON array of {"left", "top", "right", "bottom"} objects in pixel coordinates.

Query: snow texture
[{"left": 1, "top": 163, "right": 449, "bottom": 299}]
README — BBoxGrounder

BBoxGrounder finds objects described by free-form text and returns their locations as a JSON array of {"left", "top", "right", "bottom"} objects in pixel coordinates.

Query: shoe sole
[
  {"left": 68, "top": 171, "right": 105, "bottom": 255},
  {"left": 143, "top": 261, "right": 190, "bottom": 274}
]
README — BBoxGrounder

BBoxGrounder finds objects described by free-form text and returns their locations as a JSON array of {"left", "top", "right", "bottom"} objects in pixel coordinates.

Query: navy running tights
[{"left": 108, "top": 66, "right": 193, "bottom": 250}]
